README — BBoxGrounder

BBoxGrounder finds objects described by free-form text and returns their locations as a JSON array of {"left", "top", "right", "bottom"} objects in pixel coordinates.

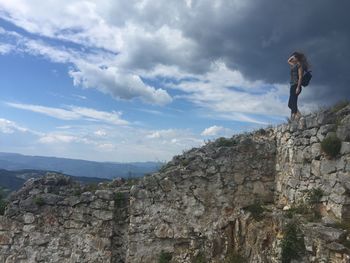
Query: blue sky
[{"left": 1, "top": 0, "right": 347, "bottom": 162}]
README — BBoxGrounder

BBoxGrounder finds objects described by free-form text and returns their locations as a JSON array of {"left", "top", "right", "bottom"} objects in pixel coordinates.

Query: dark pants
[{"left": 288, "top": 84, "right": 301, "bottom": 114}]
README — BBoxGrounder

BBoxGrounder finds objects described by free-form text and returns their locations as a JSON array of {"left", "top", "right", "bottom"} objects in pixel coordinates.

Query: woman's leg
[{"left": 288, "top": 85, "right": 298, "bottom": 119}]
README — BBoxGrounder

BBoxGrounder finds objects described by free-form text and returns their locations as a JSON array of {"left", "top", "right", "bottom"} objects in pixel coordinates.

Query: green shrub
[
  {"left": 321, "top": 135, "right": 342, "bottom": 158},
  {"left": 331, "top": 100, "right": 349, "bottom": 113},
  {"left": 0, "top": 188, "right": 7, "bottom": 215},
  {"left": 114, "top": 192, "right": 124, "bottom": 207},
  {"left": 245, "top": 201, "right": 265, "bottom": 221},
  {"left": 284, "top": 203, "right": 309, "bottom": 219},
  {"left": 85, "top": 183, "right": 98, "bottom": 193},
  {"left": 332, "top": 219, "right": 350, "bottom": 232},
  {"left": 33, "top": 196, "right": 45, "bottom": 206},
  {"left": 158, "top": 250, "right": 172, "bottom": 263},
  {"left": 73, "top": 188, "right": 82, "bottom": 196},
  {"left": 224, "top": 251, "right": 247, "bottom": 263},
  {"left": 256, "top": 128, "right": 267, "bottom": 135},
  {"left": 215, "top": 137, "right": 236, "bottom": 147},
  {"left": 284, "top": 200, "right": 321, "bottom": 222},
  {"left": 0, "top": 199, "right": 6, "bottom": 215},
  {"left": 281, "top": 222, "right": 305, "bottom": 263},
  {"left": 306, "top": 188, "right": 324, "bottom": 204},
  {"left": 192, "top": 252, "right": 206, "bottom": 263}
]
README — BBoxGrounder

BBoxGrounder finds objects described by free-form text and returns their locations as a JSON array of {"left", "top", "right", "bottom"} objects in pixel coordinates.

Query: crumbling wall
[
  {"left": 127, "top": 133, "right": 277, "bottom": 262},
  {"left": 0, "top": 175, "right": 130, "bottom": 263},
  {"left": 0, "top": 105, "right": 350, "bottom": 263}
]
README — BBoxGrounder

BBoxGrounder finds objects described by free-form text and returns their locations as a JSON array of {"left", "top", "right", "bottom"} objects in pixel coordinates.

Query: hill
[
  {"left": 0, "top": 152, "right": 161, "bottom": 179},
  {"left": 0, "top": 169, "right": 110, "bottom": 194}
]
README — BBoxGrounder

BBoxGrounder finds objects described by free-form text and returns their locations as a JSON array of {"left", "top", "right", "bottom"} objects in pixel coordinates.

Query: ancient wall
[
  {"left": 275, "top": 105, "right": 350, "bottom": 219},
  {"left": 0, "top": 104, "right": 349, "bottom": 263},
  {"left": 0, "top": 175, "right": 130, "bottom": 263},
  {"left": 127, "top": 133, "right": 276, "bottom": 262}
]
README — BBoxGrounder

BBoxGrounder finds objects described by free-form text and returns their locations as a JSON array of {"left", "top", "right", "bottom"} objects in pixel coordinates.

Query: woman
[{"left": 287, "top": 51, "right": 310, "bottom": 121}]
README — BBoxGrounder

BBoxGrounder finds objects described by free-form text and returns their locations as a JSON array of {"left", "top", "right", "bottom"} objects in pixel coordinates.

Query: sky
[{"left": 0, "top": 0, "right": 349, "bottom": 162}]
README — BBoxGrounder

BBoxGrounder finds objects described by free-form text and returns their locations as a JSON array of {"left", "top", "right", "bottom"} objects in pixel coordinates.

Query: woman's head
[{"left": 291, "top": 51, "right": 310, "bottom": 70}]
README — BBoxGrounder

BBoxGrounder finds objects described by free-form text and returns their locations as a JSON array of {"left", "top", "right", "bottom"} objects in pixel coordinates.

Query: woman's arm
[
  {"left": 296, "top": 64, "right": 303, "bottom": 94},
  {"left": 287, "top": 55, "right": 295, "bottom": 66}
]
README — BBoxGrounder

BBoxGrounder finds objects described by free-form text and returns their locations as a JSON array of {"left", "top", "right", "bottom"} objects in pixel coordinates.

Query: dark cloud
[{"left": 178, "top": 0, "right": 350, "bottom": 104}]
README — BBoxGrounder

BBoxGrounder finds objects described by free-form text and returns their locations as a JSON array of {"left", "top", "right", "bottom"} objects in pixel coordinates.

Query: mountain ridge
[{"left": 0, "top": 152, "right": 162, "bottom": 179}]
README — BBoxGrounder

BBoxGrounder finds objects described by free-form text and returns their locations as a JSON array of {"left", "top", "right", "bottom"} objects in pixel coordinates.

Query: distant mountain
[
  {"left": 0, "top": 152, "right": 162, "bottom": 179},
  {"left": 0, "top": 169, "right": 110, "bottom": 194}
]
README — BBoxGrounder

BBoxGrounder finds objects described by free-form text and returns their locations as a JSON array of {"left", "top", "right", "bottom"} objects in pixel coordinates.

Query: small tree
[{"left": 0, "top": 187, "right": 8, "bottom": 215}]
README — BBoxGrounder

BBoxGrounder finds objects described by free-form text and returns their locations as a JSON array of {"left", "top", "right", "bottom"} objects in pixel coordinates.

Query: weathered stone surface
[{"left": 0, "top": 107, "right": 349, "bottom": 263}]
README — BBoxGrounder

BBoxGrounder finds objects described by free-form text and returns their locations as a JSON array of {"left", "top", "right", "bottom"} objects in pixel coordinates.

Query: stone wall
[
  {"left": 0, "top": 104, "right": 349, "bottom": 263},
  {"left": 275, "top": 105, "right": 350, "bottom": 220},
  {"left": 127, "top": 133, "right": 276, "bottom": 262},
  {"left": 0, "top": 175, "right": 130, "bottom": 263}
]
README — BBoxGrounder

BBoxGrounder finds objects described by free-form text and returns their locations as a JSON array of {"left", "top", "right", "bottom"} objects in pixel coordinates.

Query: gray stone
[
  {"left": 41, "top": 193, "right": 64, "bottom": 205},
  {"left": 23, "top": 213, "right": 35, "bottom": 224},
  {"left": 305, "top": 115, "right": 319, "bottom": 129},
  {"left": 320, "top": 159, "right": 337, "bottom": 175},
  {"left": 340, "top": 142, "right": 350, "bottom": 155},
  {"left": 95, "top": 190, "right": 114, "bottom": 201},
  {"left": 311, "top": 143, "right": 322, "bottom": 159},
  {"left": 92, "top": 210, "right": 113, "bottom": 221}
]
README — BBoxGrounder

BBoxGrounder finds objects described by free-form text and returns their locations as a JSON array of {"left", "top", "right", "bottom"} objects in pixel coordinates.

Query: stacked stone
[
  {"left": 0, "top": 174, "right": 130, "bottom": 263},
  {"left": 128, "top": 133, "right": 277, "bottom": 262},
  {"left": 275, "top": 105, "right": 350, "bottom": 220},
  {"left": 0, "top": 105, "right": 349, "bottom": 263}
]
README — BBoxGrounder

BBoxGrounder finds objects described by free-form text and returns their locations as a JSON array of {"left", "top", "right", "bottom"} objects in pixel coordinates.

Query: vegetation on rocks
[
  {"left": 0, "top": 188, "right": 7, "bottom": 215},
  {"left": 158, "top": 250, "right": 172, "bottom": 263},
  {"left": 114, "top": 192, "right": 124, "bottom": 207},
  {"left": 285, "top": 188, "right": 323, "bottom": 221},
  {"left": 244, "top": 201, "right": 265, "bottom": 221},
  {"left": 281, "top": 221, "right": 306, "bottom": 263},
  {"left": 321, "top": 134, "right": 342, "bottom": 158},
  {"left": 224, "top": 251, "right": 247, "bottom": 263},
  {"left": 331, "top": 100, "right": 350, "bottom": 113},
  {"left": 192, "top": 252, "right": 206, "bottom": 263},
  {"left": 306, "top": 187, "right": 324, "bottom": 204},
  {"left": 215, "top": 137, "right": 237, "bottom": 147},
  {"left": 33, "top": 196, "right": 45, "bottom": 206}
]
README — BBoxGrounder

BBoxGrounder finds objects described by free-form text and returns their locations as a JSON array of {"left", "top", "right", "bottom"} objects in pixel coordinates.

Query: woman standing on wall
[{"left": 287, "top": 52, "right": 310, "bottom": 121}]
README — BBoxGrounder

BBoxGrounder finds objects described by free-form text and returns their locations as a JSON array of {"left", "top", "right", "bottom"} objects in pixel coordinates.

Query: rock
[
  {"left": 305, "top": 115, "right": 319, "bottom": 129},
  {"left": 92, "top": 210, "right": 113, "bottom": 221},
  {"left": 326, "top": 242, "right": 347, "bottom": 252},
  {"left": 154, "top": 223, "right": 174, "bottom": 238},
  {"left": 23, "top": 213, "right": 35, "bottom": 224},
  {"left": 95, "top": 190, "right": 114, "bottom": 201},
  {"left": 283, "top": 205, "right": 291, "bottom": 211},
  {"left": 340, "top": 142, "right": 350, "bottom": 155},
  {"left": 0, "top": 233, "right": 12, "bottom": 245},
  {"left": 0, "top": 107, "right": 349, "bottom": 263},
  {"left": 41, "top": 193, "right": 64, "bottom": 205},
  {"left": 320, "top": 159, "right": 337, "bottom": 175}
]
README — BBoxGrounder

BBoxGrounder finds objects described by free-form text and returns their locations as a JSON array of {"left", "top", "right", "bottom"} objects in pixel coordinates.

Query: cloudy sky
[{"left": 0, "top": 0, "right": 349, "bottom": 162}]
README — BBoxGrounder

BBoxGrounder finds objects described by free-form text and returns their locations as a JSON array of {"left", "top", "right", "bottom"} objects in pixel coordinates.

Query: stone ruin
[{"left": 0, "top": 104, "right": 350, "bottom": 262}]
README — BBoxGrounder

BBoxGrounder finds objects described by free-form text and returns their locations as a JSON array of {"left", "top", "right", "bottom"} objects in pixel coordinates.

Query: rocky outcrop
[
  {"left": 0, "top": 175, "right": 130, "bottom": 263},
  {"left": 127, "top": 133, "right": 276, "bottom": 262},
  {"left": 0, "top": 104, "right": 349, "bottom": 263}
]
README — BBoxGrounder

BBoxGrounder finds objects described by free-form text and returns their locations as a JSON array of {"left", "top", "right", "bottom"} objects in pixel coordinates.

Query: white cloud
[
  {"left": 0, "top": 118, "right": 28, "bottom": 134},
  {"left": 39, "top": 134, "right": 77, "bottom": 144},
  {"left": 94, "top": 129, "right": 107, "bottom": 137},
  {"left": 159, "top": 62, "right": 289, "bottom": 122},
  {"left": 69, "top": 62, "right": 172, "bottom": 105},
  {"left": 201, "top": 125, "right": 224, "bottom": 136},
  {"left": 0, "top": 43, "right": 14, "bottom": 54},
  {"left": 6, "top": 102, "right": 129, "bottom": 126},
  {"left": 0, "top": 1, "right": 294, "bottom": 115}
]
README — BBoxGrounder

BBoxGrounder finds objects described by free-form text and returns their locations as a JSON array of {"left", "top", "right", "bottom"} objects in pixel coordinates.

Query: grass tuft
[{"left": 321, "top": 135, "right": 342, "bottom": 158}]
